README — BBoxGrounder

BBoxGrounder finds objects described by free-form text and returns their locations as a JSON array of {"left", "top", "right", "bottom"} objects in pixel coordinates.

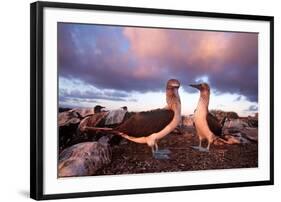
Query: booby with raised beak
[
  {"left": 85, "top": 79, "right": 182, "bottom": 159},
  {"left": 190, "top": 83, "right": 225, "bottom": 152}
]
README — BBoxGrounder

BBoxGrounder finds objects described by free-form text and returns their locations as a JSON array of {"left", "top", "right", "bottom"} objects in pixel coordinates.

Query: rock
[
  {"left": 58, "top": 110, "right": 82, "bottom": 127},
  {"left": 59, "top": 109, "right": 109, "bottom": 152},
  {"left": 224, "top": 119, "right": 249, "bottom": 129},
  {"left": 220, "top": 116, "right": 258, "bottom": 145},
  {"left": 104, "top": 109, "right": 127, "bottom": 125},
  {"left": 58, "top": 108, "right": 99, "bottom": 127},
  {"left": 227, "top": 133, "right": 250, "bottom": 144},
  {"left": 247, "top": 118, "right": 258, "bottom": 128},
  {"left": 224, "top": 128, "right": 240, "bottom": 134},
  {"left": 78, "top": 111, "right": 109, "bottom": 133},
  {"left": 58, "top": 142, "right": 112, "bottom": 177},
  {"left": 59, "top": 123, "right": 80, "bottom": 152},
  {"left": 71, "top": 108, "right": 96, "bottom": 118},
  {"left": 59, "top": 110, "right": 83, "bottom": 152},
  {"left": 209, "top": 110, "right": 239, "bottom": 120},
  {"left": 224, "top": 117, "right": 258, "bottom": 130},
  {"left": 59, "top": 110, "right": 124, "bottom": 153},
  {"left": 241, "top": 128, "right": 258, "bottom": 142}
]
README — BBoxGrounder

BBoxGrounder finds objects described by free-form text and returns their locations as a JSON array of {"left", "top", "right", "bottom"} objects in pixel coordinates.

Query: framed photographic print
[{"left": 30, "top": 1, "right": 274, "bottom": 200}]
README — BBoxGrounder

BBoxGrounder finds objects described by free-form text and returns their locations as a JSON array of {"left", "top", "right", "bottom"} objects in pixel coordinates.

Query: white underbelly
[{"left": 194, "top": 113, "right": 213, "bottom": 138}]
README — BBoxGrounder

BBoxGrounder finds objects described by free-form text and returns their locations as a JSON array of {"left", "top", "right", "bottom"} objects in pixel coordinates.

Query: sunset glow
[{"left": 58, "top": 23, "right": 258, "bottom": 116}]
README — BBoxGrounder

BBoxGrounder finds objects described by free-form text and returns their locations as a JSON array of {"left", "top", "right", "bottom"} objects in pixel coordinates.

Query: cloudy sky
[{"left": 58, "top": 23, "right": 258, "bottom": 116}]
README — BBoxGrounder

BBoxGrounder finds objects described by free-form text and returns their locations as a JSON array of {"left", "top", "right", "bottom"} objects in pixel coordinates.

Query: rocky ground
[
  {"left": 58, "top": 108, "right": 258, "bottom": 177},
  {"left": 95, "top": 131, "right": 258, "bottom": 175}
]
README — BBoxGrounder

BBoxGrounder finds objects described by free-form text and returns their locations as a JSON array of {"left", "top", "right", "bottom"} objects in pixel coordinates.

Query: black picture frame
[{"left": 30, "top": 1, "right": 274, "bottom": 200}]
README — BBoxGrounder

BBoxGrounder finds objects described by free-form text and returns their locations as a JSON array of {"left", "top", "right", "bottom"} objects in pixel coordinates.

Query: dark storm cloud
[
  {"left": 58, "top": 23, "right": 258, "bottom": 102},
  {"left": 59, "top": 88, "right": 130, "bottom": 102}
]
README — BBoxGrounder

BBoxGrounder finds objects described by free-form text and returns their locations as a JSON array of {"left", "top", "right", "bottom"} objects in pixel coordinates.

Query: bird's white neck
[
  {"left": 166, "top": 88, "right": 181, "bottom": 113},
  {"left": 196, "top": 90, "right": 210, "bottom": 116}
]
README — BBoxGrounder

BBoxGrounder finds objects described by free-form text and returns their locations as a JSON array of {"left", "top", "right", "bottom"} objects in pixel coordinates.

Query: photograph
[{"left": 57, "top": 23, "right": 259, "bottom": 177}]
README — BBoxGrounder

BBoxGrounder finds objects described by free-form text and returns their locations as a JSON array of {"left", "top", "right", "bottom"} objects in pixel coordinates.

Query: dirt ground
[{"left": 95, "top": 132, "right": 258, "bottom": 175}]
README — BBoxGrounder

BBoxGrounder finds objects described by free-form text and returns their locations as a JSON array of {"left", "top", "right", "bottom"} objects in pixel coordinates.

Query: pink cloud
[
  {"left": 59, "top": 23, "right": 258, "bottom": 102},
  {"left": 122, "top": 27, "right": 258, "bottom": 101},
  {"left": 123, "top": 27, "right": 233, "bottom": 74}
]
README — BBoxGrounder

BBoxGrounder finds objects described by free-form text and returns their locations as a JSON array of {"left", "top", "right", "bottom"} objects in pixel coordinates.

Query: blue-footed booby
[
  {"left": 85, "top": 79, "right": 182, "bottom": 159},
  {"left": 190, "top": 83, "right": 225, "bottom": 152}
]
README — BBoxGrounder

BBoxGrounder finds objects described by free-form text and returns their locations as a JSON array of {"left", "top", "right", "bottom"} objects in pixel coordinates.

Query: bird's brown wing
[
  {"left": 115, "top": 109, "right": 174, "bottom": 137},
  {"left": 207, "top": 112, "right": 223, "bottom": 137}
]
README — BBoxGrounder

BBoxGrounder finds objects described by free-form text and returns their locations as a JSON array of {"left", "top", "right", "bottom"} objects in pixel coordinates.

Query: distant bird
[
  {"left": 85, "top": 79, "right": 182, "bottom": 159},
  {"left": 121, "top": 106, "right": 128, "bottom": 111},
  {"left": 94, "top": 105, "right": 105, "bottom": 113},
  {"left": 190, "top": 83, "right": 226, "bottom": 152}
]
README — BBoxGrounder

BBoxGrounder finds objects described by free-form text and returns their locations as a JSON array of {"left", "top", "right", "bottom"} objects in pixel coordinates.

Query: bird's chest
[
  {"left": 194, "top": 112, "right": 207, "bottom": 124},
  {"left": 194, "top": 115, "right": 211, "bottom": 137},
  {"left": 194, "top": 104, "right": 207, "bottom": 119},
  {"left": 194, "top": 107, "right": 208, "bottom": 130}
]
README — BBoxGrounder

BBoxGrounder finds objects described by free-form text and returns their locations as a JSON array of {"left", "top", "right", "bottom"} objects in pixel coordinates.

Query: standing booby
[
  {"left": 190, "top": 83, "right": 225, "bottom": 152},
  {"left": 85, "top": 79, "right": 182, "bottom": 159},
  {"left": 117, "top": 79, "right": 181, "bottom": 158}
]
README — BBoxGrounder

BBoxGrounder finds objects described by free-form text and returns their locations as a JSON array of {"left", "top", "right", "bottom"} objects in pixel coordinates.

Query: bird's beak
[{"left": 189, "top": 84, "right": 201, "bottom": 90}]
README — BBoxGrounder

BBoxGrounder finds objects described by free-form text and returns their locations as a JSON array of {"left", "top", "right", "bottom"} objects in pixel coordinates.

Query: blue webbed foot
[
  {"left": 191, "top": 146, "right": 209, "bottom": 152},
  {"left": 153, "top": 149, "right": 171, "bottom": 159}
]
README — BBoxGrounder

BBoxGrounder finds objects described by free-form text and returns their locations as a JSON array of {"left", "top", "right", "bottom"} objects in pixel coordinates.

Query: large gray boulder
[
  {"left": 58, "top": 110, "right": 81, "bottom": 127},
  {"left": 58, "top": 108, "right": 97, "bottom": 127},
  {"left": 224, "top": 119, "right": 249, "bottom": 130},
  {"left": 58, "top": 110, "right": 83, "bottom": 152},
  {"left": 58, "top": 142, "right": 111, "bottom": 177}
]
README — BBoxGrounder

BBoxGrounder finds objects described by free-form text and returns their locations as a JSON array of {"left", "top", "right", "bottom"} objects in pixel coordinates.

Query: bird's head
[
  {"left": 166, "top": 79, "right": 180, "bottom": 90},
  {"left": 166, "top": 79, "right": 181, "bottom": 110},
  {"left": 189, "top": 83, "right": 210, "bottom": 93},
  {"left": 121, "top": 106, "right": 128, "bottom": 111},
  {"left": 94, "top": 105, "right": 105, "bottom": 113}
]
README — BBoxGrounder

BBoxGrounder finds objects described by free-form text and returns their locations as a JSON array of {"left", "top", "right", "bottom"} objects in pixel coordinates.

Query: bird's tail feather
[
  {"left": 121, "top": 135, "right": 148, "bottom": 144},
  {"left": 84, "top": 126, "right": 147, "bottom": 144}
]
